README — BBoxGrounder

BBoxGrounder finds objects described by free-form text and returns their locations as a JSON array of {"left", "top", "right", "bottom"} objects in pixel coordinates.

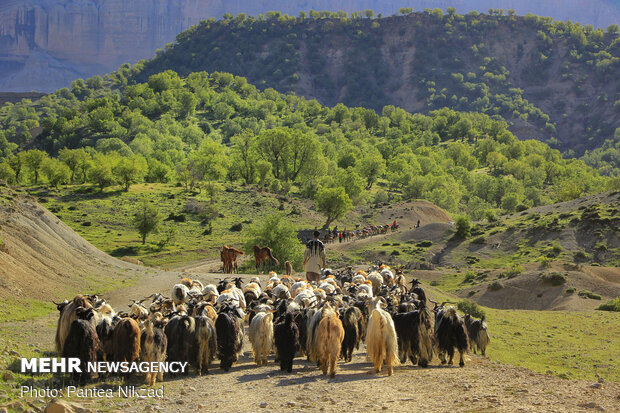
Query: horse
[
  {"left": 253, "top": 245, "right": 279, "bottom": 272},
  {"left": 221, "top": 246, "right": 244, "bottom": 273}
]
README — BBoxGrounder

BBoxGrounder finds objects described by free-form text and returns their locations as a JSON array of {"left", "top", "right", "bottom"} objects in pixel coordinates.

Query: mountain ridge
[{"left": 1, "top": 0, "right": 619, "bottom": 93}]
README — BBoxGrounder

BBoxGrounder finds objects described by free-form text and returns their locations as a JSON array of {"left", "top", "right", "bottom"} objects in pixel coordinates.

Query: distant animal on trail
[
  {"left": 284, "top": 261, "right": 293, "bottom": 276},
  {"left": 463, "top": 314, "right": 490, "bottom": 356},
  {"left": 221, "top": 246, "right": 244, "bottom": 273},
  {"left": 253, "top": 245, "right": 279, "bottom": 272}
]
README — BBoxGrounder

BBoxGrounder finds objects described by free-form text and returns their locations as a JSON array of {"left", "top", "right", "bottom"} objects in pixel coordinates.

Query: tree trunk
[{"left": 142, "top": 235, "right": 146, "bottom": 245}]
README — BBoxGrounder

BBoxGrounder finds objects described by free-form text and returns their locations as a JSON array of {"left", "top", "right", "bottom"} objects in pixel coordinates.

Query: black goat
[
  {"left": 215, "top": 303, "right": 244, "bottom": 371},
  {"left": 340, "top": 306, "right": 363, "bottom": 362},
  {"left": 164, "top": 314, "right": 196, "bottom": 375},
  {"left": 463, "top": 314, "right": 490, "bottom": 356},
  {"left": 392, "top": 304, "right": 434, "bottom": 367},
  {"left": 274, "top": 312, "right": 299, "bottom": 372},
  {"left": 62, "top": 307, "right": 100, "bottom": 385},
  {"left": 434, "top": 307, "right": 469, "bottom": 367}
]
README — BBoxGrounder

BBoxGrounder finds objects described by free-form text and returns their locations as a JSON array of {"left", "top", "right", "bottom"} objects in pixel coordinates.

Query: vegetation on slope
[
  {"left": 0, "top": 70, "right": 614, "bottom": 227},
  {"left": 130, "top": 10, "right": 620, "bottom": 155}
]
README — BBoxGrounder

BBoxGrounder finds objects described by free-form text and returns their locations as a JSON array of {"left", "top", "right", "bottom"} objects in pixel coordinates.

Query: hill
[
  {"left": 136, "top": 11, "right": 620, "bottom": 154},
  {"left": 0, "top": 184, "right": 155, "bottom": 300},
  {"left": 0, "top": 69, "right": 613, "bottom": 230},
  {"left": 1, "top": 1, "right": 619, "bottom": 94}
]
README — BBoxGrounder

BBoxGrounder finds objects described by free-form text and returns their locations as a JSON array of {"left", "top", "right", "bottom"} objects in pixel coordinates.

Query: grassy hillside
[
  {"left": 134, "top": 10, "right": 620, "bottom": 155},
  {"left": 0, "top": 69, "right": 613, "bottom": 227}
]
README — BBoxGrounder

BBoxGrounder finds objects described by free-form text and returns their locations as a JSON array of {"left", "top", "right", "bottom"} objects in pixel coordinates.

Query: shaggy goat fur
[
  {"left": 340, "top": 306, "right": 363, "bottom": 362},
  {"left": 392, "top": 305, "right": 434, "bottom": 367},
  {"left": 55, "top": 295, "right": 94, "bottom": 355},
  {"left": 215, "top": 308, "right": 244, "bottom": 371},
  {"left": 316, "top": 304, "right": 345, "bottom": 377},
  {"left": 112, "top": 318, "right": 141, "bottom": 369},
  {"left": 435, "top": 307, "right": 469, "bottom": 367},
  {"left": 194, "top": 315, "right": 218, "bottom": 375},
  {"left": 464, "top": 314, "right": 490, "bottom": 356},
  {"left": 274, "top": 312, "right": 299, "bottom": 372},
  {"left": 140, "top": 319, "right": 167, "bottom": 385},
  {"left": 366, "top": 298, "right": 400, "bottom": 376},
  {"left": 62, "top": 307, "right": 100, "bottom": 384},
  {"left": 249, "top": 312, "right": 274, "bottom": 366},
  {"left": 164, "top": 314, "right": 196, "bottom": 374}
]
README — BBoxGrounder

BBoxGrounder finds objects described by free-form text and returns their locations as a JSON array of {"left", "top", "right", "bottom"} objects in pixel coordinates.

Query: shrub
[
  {"left": 565, "top": 287, "right": 576, "bottom": 294},
  {"left": 578, "top": 290, "right": 602, "bottom": 300},
  {"left": 416, "top": 240, "right": 432, "bottom": 248},
  {"left": 463, "top": 270, "right": 477, "bottom": 283},
  {"left": 544, "top": 241, "right": 563, "bottom": 258},
  {"left": 596, "top": 297, "right": 620, "bottom": 312},
  {"left": 538, "top": 256, "right": 552, "bottom": 268},
  {"left": 455, "top": 215, "right": 471, "bottom": 238},
  {"left": 488, "top": 280, "right": 503, "bottom": 291},
  {"left": 229, "top": 223, "right": 243, "bottom": 232},
  {"left": 501, "top": 264, "right": 523, "bottom": 279},
  {"left": 244, "top": 214, "right": 303, "bottom": 270},
  {"left": 539, "top": 272, "right": 567, "bottom": 286},
  {"left": 573, "top": 250, "right": 590, "bottom": 262},
  {"left": 457, "top": 300, "right": 486, "bottom": 319},
  {"left": 472, "top": 236, "right": 486, "bottom": 244}
]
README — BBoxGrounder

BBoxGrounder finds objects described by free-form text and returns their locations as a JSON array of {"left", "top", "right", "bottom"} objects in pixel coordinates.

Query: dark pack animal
[
  {"left": 274, "top": 312, "right": 300, "bottom": 373},
  {"left": 164, "top": 314, "right": 196, "bottom": 375},
  {"left": 340, "top": 306, "right": 363, "bottom": 362},
  {"left": 434, "top": 307, "right": 469, "bottom": 367},
  {"left": 215, "top": 305, "right": 244, "bottom": 371},
  {"left": 463, "top": 314, "right": 490, "bottom": 356},
  {"left": 62, "top": 307, "right": 100, "bottom": 385},
  {"left": 392, "top": 304, "right": 434, "bottom": 368}
]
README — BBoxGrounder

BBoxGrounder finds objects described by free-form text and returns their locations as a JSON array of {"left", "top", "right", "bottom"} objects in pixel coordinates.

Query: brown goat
[{"left": 113, "top": 318, "right": 141, "bottom": 367}]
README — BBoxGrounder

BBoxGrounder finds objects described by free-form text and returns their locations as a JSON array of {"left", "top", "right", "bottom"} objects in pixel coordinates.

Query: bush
[
  {"left": 500, "top": 264, "right": 523, "bottom": 279},
  {"left": 463, "top": 270, "right": 477, "bottom": 283},
  {"left": 488, "top": 280, "right": 503, "bottom": 291},
  {"left": 244, "top": 214, "right": 303, "bottom": 270},
  {"left": 573, "top": 250, "right": 590, "bottom": 262},
  {"left": 538, "top": 272, "right": 567, "bottom": 286},
  {"left": 229, "top": 223, "right": 243, "bottom": 232},
  {"left": 455, "top": 215, "right": 471, "bottom": 238},
  {"left": 596, "top": 297, "right": 620, "bottom": 312},
  {"left": 416, "top": 240, "right": 432, "bottom": 247},
  {"left": 457, "top": 300, "right": 486, "bottom": 319},
  {"left": 578, "top": 290, "right": 602, "bottom": 300},
  {"left": 565, "top": 287, "right": 576, "bottom": 294},
  {"left": 538, "top": 256, "right": 552, "bottom": 268}
]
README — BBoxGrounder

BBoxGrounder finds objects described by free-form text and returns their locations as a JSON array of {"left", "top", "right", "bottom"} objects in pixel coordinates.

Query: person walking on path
[{"left": 304, "top": 230, "right": 326, "bottom": 283}]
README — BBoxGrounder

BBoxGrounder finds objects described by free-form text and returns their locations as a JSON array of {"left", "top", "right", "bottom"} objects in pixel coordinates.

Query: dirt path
[{"left": 100, "top": 341, "right": 620, "bottom": 413}]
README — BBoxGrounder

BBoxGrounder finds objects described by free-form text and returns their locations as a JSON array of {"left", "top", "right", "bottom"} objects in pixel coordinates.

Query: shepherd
[{"left": 304, "top": 231, "right": 326, "bottom": 283}]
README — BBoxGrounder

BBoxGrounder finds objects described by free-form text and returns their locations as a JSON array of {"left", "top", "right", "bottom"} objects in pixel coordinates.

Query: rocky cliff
[{"left": 0, "top": 0, "right": 619, "bottom": 92}]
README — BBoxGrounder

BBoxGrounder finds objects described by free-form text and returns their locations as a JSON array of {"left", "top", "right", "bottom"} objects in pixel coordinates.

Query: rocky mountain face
[{"left": 0, "top": 0, "right": 619, "bottom": 92}]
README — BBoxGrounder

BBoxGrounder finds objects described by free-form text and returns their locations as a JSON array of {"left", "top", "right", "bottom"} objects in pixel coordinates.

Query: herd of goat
[{"left": 54, "top": 265, "right": 490, "bottom": 384}]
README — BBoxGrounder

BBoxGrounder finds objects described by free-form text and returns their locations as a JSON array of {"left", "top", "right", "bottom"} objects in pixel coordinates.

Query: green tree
[
  {"left": 364, "top": 9, "right": 375, "bottom": 18},
  {"left": 133, "top": 201, "right": 161, "bottom": 244},
  {"left": 113, "top": 155, "right": 148, "bottom": 191},
  {"left": 244, "top": 214, "right": 303, "bottom": 269},
  {"left": 357, "top": 151, "right": 386, "bottom": 189},
  {"left": 230, "top": 131, "right": 258, "bottom": 184},
  {"left": 607, "top": 24, "right": 619, "bottom": 35},
  {"left": 7, "top": 155, "right": 23, "bottom": 183},
  {"left": 89, "top": 153, "right": 117, "bottom": 192},
  {"left": 59, "top": 148, "right": 91, "bottom": 183},
  {"left": 398, "top": 8, "right": 413, "bottom": 15},
  {"left": 0, "top": 162, "right": 15, "bottom": 184},
  {"left": 314, "top": 186, "right": 353, "bottom": 228},
  {"left": 22, "top": 149, "right": 49, "bottom": 184},
  {"left": 41, "top": 158, "right": 71, "bottom": 189}
]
